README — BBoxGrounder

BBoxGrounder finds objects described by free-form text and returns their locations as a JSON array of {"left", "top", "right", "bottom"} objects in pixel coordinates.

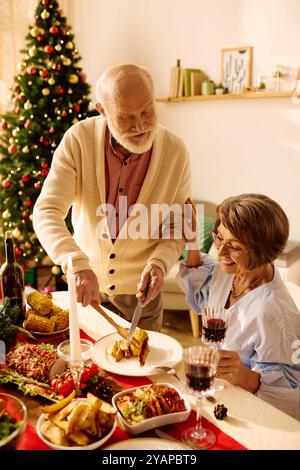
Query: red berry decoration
[
  {"left": 56, "top": 64, "right": 62, "bottom": 72},
  {"left": 19, "top": 94, "right": 25, "bottom": 102},
  {"left": 61, "top": 29, "right": 68, "bottom": 36},
  {"left": 41, "top": 169, "right": 49, "bottom": 177},
  {"left": 42, "top": 0, "right": 49, "bottom": 4},
  {"left": 15, "top": 248, "right": 23, "bottom": 256},
  {"left": 8, "top": 145, "right": 17, "bottom": 154},
  {"left": 57, "top": 86, "right": 65, "bottom": 95},
  {"left": 41, "top": 162, "right": 49, "bottom": 169},
  {"left": 39, "top": 69, "right": 48, "bottom": 78},
  {"left": 0, "top": 121, "right": 8, "bottom": 130},
  {"left": 24, "top": 121, "right": 31, "bottom": 129},
  {"left": 61, "top": 110, "right": 67, "bottom": 117},
  {"left": 34, "top": 16, "right": 39, "bottom": 25},
  {"left": 34, "top": 181, "right": 41, "bottom": 189},
  {"left": 22, "top": 210, "right": 30, "bottom": 219},
  {"left": 22, "top": 175, "right": 30, "bottom": 183},
  {"left": 49, "top": 127, "right": 55, "bottom": 134},
  {"left": 73, "top": 104, "right": 80, "bottom": 113},
  {"left": 44, "top": 45, "right": 54, "bottom": 55},
  {"left": 37, "top": 34, "right": 45, "bottom": 42},
  {"left": 27, "top": 66, "right": 36, "bottom": 75},
  {"left": 24, "top": 199, "right": 33, "bottom": 208},
  {"left": 2, "top": 179, "right": 11, "bottom": 189},
  {"left": 39, "top": 136, "right": 45, "bottom": 143},
  {"left": 49, "top": 26, "right": 59, "bottom": 35}
]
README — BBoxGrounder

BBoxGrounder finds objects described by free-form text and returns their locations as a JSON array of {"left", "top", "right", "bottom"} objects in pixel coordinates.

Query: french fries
[{"left": 40, "top": 393, "right": 116, "bottom": 447}]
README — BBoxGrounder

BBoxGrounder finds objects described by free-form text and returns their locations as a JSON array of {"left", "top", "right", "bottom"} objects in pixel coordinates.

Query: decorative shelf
[{"left": 157, "top": 91, "right": 292, "bottom": 103}]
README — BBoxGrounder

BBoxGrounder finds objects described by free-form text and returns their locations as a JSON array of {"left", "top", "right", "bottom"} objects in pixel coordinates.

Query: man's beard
[{"left": 106, "top": 115, "right": 158, "bottom": 154}]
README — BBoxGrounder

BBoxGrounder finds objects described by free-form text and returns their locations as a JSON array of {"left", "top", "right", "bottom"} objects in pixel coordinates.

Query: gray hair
[{"left": 95, "top": 64, "right": 154, "bottom": 104}]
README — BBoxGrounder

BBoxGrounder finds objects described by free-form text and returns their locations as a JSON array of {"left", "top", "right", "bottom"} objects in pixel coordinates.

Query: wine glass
[
  {"left": 201, "top": 306, "right": 230, "bottom": 349},
  {"left": 57, "top": 338, "right": 93, "bottom": 396},
  {"left": 182, "top": 346, "right": 220, "bottom": 449}
]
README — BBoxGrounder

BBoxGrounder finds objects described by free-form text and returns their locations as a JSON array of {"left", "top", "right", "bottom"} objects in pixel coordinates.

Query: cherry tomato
[
  {"left": 51, "top": 378, "right": 59, "bottom": 391},
  {"left": 80, "top": 367, "right": 90, "bottom": 384},
  {"left": 86, "top": 362, "right": 99, "bottom": 377},
  {"left": 57, "top": 378, "right": 75, "bottom": 396}
]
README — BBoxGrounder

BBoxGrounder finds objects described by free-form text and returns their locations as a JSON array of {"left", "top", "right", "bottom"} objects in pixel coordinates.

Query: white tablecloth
[{"left": 52, "top": 291, "right": 300, "bottom": 450}]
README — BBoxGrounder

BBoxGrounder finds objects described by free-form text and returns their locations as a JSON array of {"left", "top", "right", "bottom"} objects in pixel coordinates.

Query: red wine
[
  {"left": 0, "top": 231, "right": 25, "bottom": 324},
  {"left": 186, "top": 364, "right": 215, "bottom": 391},
  {"left": 203, "top": 318, "right": 226, "bottom": 343}
]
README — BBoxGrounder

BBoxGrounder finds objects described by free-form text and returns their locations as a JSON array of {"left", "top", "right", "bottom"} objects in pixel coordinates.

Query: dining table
[{"left": 3, "top": 290, "right": 300, "bottom": 452}]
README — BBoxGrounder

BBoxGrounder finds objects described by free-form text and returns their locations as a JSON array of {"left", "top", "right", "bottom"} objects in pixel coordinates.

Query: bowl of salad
[{"left": 0, "top": 393, "right": 27, "bottom": 450}]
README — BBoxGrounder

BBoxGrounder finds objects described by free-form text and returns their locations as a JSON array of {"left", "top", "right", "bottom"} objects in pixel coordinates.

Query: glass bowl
[{"left": 0, "top": 393, "right": 27, "bottom": 450}]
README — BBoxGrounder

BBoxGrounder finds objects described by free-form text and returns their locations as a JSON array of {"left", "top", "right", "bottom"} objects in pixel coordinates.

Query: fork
[{"left": 151, "top": 366, "right": 183, "bottom": 383}]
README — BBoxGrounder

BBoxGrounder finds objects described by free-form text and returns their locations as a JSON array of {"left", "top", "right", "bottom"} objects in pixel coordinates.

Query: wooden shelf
[{"left": 157, "top": 91, "right": 292, "bottom": 103}]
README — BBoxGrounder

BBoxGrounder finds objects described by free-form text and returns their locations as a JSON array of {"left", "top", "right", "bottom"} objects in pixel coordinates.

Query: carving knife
[{"left": 126, "top": 299, "right": 143, "bottom": 348}]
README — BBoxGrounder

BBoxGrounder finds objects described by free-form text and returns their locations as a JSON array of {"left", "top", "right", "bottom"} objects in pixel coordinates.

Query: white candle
[{"left": 67, "top": 256, "right": 81, "bottom": 362}]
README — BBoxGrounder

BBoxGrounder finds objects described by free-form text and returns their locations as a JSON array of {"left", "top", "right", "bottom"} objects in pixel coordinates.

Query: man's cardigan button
[
  {"left": 109, "top": 285, "right": 115, "bottom": 290},
  {"left": 109, "top": 269, "right": 115, "bottom": 274},
  {"left": 110, "top": 253, "right": 116, "bottom": 259}
]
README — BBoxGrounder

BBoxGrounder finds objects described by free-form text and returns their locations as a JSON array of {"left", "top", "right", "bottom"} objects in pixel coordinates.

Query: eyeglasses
[{"left": 211, "top": 232, "right": 248, "bottom": 256}]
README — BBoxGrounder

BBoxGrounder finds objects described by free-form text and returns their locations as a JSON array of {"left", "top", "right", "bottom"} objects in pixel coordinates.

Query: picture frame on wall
[{"left": 221, "top": 46, "right": 252, "bottom": 93}]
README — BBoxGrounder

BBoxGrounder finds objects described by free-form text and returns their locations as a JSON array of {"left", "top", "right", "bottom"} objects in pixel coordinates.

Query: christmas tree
[{"left": 0, "top": 0, "right": 93, "bottom": 270}]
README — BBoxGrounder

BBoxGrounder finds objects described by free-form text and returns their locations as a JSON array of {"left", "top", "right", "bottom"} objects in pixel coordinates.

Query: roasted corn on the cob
[
  {"left": 24, "top": 312, "right": 56, "bottom": 333},
  {"left": 27, "top": 292, "right": 53, "bottom": 315},
  {"left": 54, "top": 309, "right": 69, "bottom": 330},
  {"left": 110, "top": 328, "right": 149, "bottom": 366}
]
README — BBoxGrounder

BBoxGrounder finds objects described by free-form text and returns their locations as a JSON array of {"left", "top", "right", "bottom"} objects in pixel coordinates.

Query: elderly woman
[{"left": 177, "top": 194, "right": 300, "bottom": 420}]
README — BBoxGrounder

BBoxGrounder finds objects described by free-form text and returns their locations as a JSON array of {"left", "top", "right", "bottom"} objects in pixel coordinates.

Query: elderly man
[{"left": 33, "top": 64, "right": 191, "bottom": 331}]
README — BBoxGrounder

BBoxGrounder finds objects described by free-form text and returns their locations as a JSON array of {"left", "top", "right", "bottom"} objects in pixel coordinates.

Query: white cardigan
[{"left": 33, "top": 116, "right": 191, "bottom": 295}]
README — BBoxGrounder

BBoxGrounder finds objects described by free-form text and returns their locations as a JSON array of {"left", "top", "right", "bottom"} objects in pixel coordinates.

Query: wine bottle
[{"left": 0, "top": 231, "right": 25, "bottom": 324}]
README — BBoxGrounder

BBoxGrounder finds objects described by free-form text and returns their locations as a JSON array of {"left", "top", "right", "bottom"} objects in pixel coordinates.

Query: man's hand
[
  {"left": 74, "top": 269, "right": 100, "bottom": 307},
  {"left": 217, "top": 350, "right": 261, "bottom": 393},
  {"left": 137, "top": 263, "right": 164, "bottom": 307}
]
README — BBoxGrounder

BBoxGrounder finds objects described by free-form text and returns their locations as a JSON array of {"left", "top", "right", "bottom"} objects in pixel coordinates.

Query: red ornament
[
  {"left": 34, "top": 181, "right": 41, "bottom": 189},
  {"left": 39, "top": 69, "right": 48, "bottom": 78},
  {"left": 61, "top": 29, "right": 68, "bottom": 36},
  {"left": 41, "top": 162, "right": 49, "bottom": 169},
  {"left": 57, "top": 86, "right": 65, "bottom": 95},
  {"left": 37, "top": 34, "right": 45, "bottom": 42},
  {"left": 39, "top": 136, "right": 45, "bottom": 143},
  {"left": 61, "top": 110, "right": 68, "bottom": 117},
  {"left": 49, "top": 26, "right": 59, "bottom": 35},
  {"left": 44, "top": 45, "right": 54, "bottom": 55},
  {"left": 34, "top": 16, "right": 39, "bottom": 25},
  {"left": 24, "top": 121, "right": 31, "bottom": 129},
  {"left": 27, "top": 66, "right": 36, "bottom": 75},
  {"left": 2, "top": 179, "right": 11, "bottom": 189},
  {"left": 22, "top": 175, "right": 30, "bottom": 183},
  {"left": 41, "top": 169, "right": 49, "bottom": 177},
  {"left": 73, "top": 104, "right": 80, "bottom": 113},
  {"left": 19, "top": 94, "right": 25, "bottom": 102},
  {"left": 0, "top": 121, "right": 8, "bottom": 130},
  {"left": 15, "top": 248, "right": 23, "bottom": 256},
  {"left": 42, "top": 0, "right": 49, "bottom": 5},
  {"left": 24, "top": 199, "right": 33, "bottom": 208},
  {"left": 49, "top": 127, "right": 55, "bottom": 134},
  {"left": 56, "top": 64, "right": 62, "bottom": 72},
  {"left": 8, "top": 145, "right": 17, "bottom": 154}
]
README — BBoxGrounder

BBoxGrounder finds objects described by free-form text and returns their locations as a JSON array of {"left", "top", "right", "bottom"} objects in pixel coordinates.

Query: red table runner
[{"left": 6, "top": 330, "right": 247, "bottom": 450}]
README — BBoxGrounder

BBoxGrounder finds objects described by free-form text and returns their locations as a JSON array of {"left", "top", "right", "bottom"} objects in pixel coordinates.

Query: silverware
[
  {"left": 151, "top": 366, "right": 183, "bottom": 383},
  {"left": 126, "top": 299, "right": 142, "bottom": 348}
]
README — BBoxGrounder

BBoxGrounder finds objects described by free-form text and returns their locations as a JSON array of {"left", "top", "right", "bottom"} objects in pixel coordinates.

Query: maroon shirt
[{"left": 105, "top": 129, "right": 152, "bottom": 238}]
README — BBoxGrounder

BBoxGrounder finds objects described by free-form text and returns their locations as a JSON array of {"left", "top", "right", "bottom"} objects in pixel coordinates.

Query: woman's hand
[
  {"left": 217, "top": 350, "right": 261, "bottom": 393},
  {"left": 74, "top": 269, "right": 100, "bottom": 307}
]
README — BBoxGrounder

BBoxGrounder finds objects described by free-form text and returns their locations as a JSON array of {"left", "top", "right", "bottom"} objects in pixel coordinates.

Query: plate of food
[
  {"left": 112, "top": 383, "right": 191, "bottom": 434},
  {"left": 36, "top": 392, "right": 116, "bottom": 450},
  {"left": 91, "top": 329, "right": 183, "bottom": 377},
  {"left": 23, "top": 291, "right": 69, "bottom": 336}
]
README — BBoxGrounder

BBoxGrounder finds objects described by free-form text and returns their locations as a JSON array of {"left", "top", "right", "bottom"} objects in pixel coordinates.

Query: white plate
[
  {"left": 103, "top": 437, "right": 191, "bottom": 450},
  {"left": 92, "top": 332, "right": 183, "bottom": 377}
]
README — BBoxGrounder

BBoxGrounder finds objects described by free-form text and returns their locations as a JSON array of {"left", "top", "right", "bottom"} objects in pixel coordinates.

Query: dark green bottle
[{"left": 0, "top": 231, "right": 25, "bottom": 324}]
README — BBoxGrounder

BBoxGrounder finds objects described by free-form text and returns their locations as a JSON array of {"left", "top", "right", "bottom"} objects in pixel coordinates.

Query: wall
[{"left": 67, "top": 0, "right": 300, "bottom": 240}]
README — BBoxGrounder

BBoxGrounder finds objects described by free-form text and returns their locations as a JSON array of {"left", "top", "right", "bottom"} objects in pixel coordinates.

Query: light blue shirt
[{"left": 177, "top": 254, "right": 300, "bottom": 420}]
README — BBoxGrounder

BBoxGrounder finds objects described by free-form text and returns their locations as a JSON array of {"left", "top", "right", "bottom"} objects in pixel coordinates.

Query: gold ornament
[
  {"left": 24, "top": 242, "right": 31, "bottom": 249},
  {"left": 41, "top": 9, "right": 50, "bottom": 19},
  {"left": 42, "top": 88, "right": 50, "bottom": 96},
  {"left": 2, "top": 210, "right": 11, "bottom": 219},
  {"left": 29, "top": 46, "right": 36, "bottom": 57},
  {"left": 52, "top": 265, "right": 61, "bottom": 275},
  {"left": 12, "top": 128, "right": 19, "bottom": 137},
  {"left": 67, "top": 88, "right": 73, "bottom": 94},
  {"left": 30, "top": 27, "right": 40, "bottom": 37},
  {"left": 48, "top": 77, "right": 55, "bottom": 85},
  {"left": 22, "top": 146, "right": 30, "bottom": 153},
  {"left": 65, "top": 41, "right": 74, "bottom": 50},
  {"left": 62, "top": 57, "right": 72, "bottom": 66},
  {"left": 17, "top": 63, "right": 26, "bottom": 72},
  {"left": 9, "top": 137, "right": 14, "bottom": 144},
  {"left": 24, "top": 101, "right": 32, "bottom": 110},
  {"left": 72, "top": 118, "right": 79, "bottom": 124},
  {"left": 69, "top": 74, "right": 79, "bottom": 84},
  {"left": 13, "top": 228, "right": 22, "bottom": 240},
  {"left": 29, "top": 215, "right": 33, "bottom": 221},
  {"left": 55, "top": 44, "right": 62, "bottom": 52}
]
